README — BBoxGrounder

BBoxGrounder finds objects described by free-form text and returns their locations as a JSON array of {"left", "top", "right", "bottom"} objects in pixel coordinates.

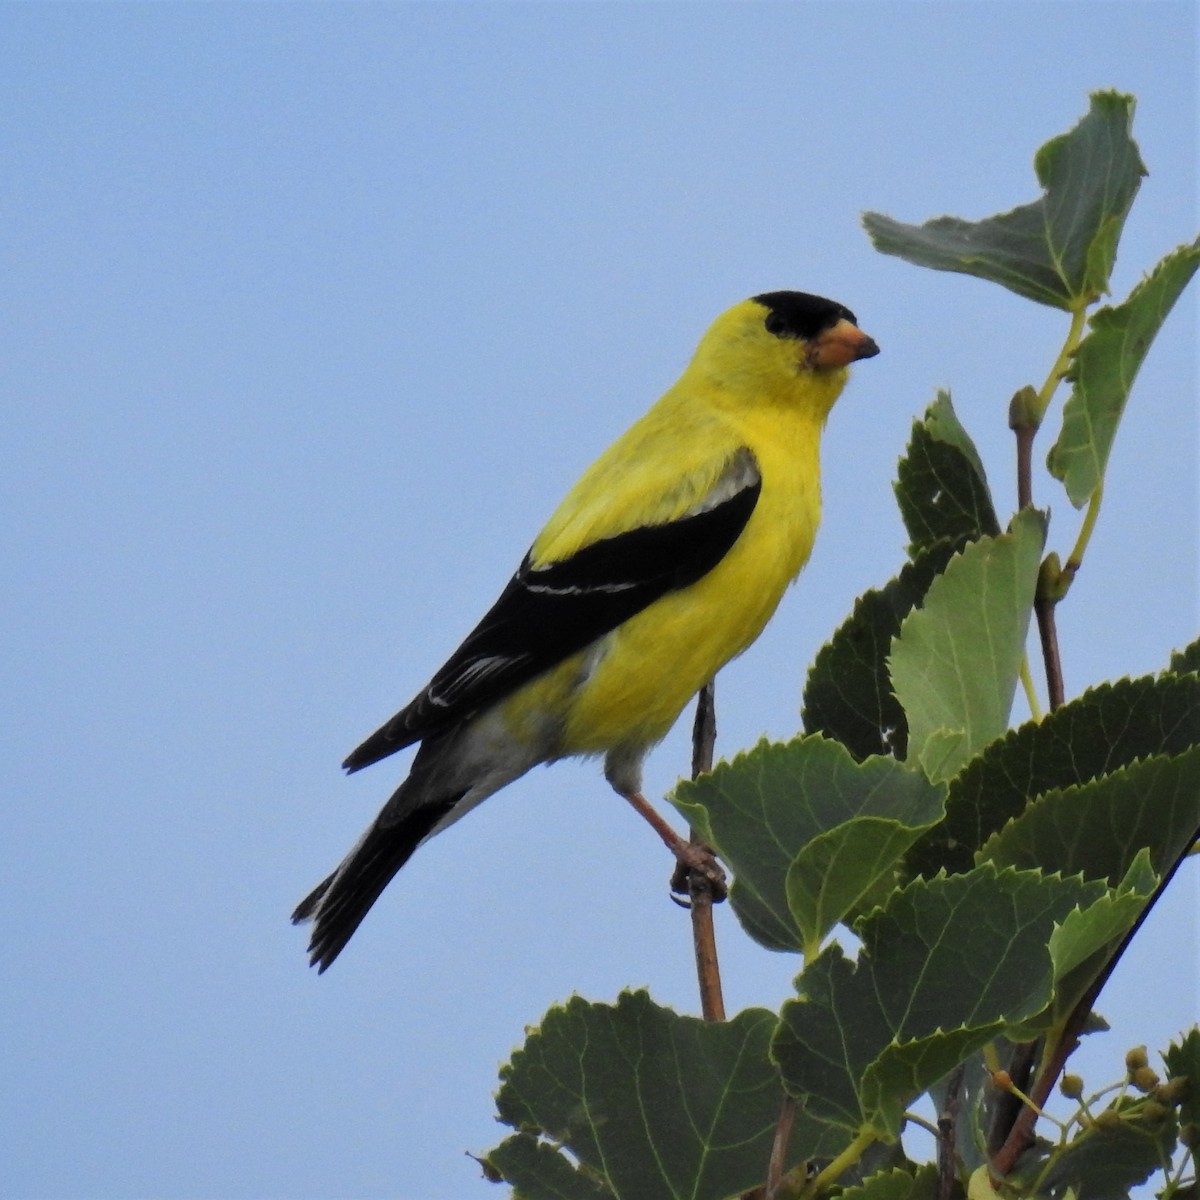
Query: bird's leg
[{"left": 618, "top": 789, "right": 727, "bottom": 898}]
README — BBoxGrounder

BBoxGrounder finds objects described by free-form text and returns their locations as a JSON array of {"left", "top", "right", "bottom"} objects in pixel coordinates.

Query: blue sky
[{"left": 3, "top": 4, "right": 1196, "bottom": 1198}]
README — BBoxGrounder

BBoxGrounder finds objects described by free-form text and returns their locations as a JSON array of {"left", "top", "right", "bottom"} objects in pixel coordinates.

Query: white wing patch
[
  {"left": 687, "top": 447, "right": 760, "bottom": 515},
  {"left": 523, "top": 574, "right": 639, "bottom": 596},
  {"left": 428, "top": 653, "right": 532, "bottom": 708}
]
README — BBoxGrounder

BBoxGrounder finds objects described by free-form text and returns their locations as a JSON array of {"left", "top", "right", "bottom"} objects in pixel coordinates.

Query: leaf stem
[
  {"left": 1061, "top": 482, "right": 1104, "bottom": 593},
  {"left": 1019, "top": 656, "right": 1043, "bottom": 721},
  {"left": 998, "top": 1077, "right": 1068, "bottom": 1134},
  {"left": 902, "top": 1111, "right": 943, "bottom": 1140},
  {"left": 1032, "top": 305, "right": 1089, "bottom": 424},
  {"left": 800, "top": 1129, "right": 877, "bottom": 1198},
  {"left": 687, "top": 682, "right": 726, "bottom": 1022}
]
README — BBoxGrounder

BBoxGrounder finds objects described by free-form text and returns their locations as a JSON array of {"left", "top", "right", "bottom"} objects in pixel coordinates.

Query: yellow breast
[{"left": 503, "top": 389, "right": 828, "bottom": 759}]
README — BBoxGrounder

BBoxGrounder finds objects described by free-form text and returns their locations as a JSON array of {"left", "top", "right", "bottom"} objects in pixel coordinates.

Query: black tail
[{"left": 292, "top": 792, "right": 462, "bottom": 972}]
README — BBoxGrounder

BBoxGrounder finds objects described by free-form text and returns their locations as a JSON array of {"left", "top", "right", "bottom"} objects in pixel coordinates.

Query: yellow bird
[{"left": 294, "top": 291, "right": 878, "bottom": 970}]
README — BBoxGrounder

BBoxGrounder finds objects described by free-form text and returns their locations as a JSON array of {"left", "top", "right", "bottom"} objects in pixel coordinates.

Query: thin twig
[
  {"left": 692, "top": 680, "right": 717, "bottom": 778},
  {"left": 993, "top": 305, "right": 1119, "bottom": 1176},
  {"left": 990, "top": 819, "right": 1200, "bottom": 1176},
  {"left": 1012, "top": 421, "right": 1037, "bottom": 513},
  {"left": 1034, "top": 591, "right": 1066, "bottom": 711},
  {"left": 987, "top": 1039, "right": 1039, "bottom": 1156},
  {"left": 766, "top": 1094, "right": 796, "bottom": 1199},
  {"left": 688, "top": 682, "right": 725, "bottom": 1022},
  {"left": 1009, "top": 383, "right": 1040, "bottom": 512},
  {"left": 938, "top": 1064, "right": 965, "bottom": 1200},
  {"left": 1011, "top": 385, "right": 1066, "bottom": 712}
]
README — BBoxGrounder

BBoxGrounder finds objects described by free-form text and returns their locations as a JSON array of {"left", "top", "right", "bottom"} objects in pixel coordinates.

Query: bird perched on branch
[{"left": 294, "top": 290, "right": 878, "bottom": 970}]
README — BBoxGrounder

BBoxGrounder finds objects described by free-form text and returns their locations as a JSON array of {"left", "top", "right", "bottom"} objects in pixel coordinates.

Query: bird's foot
[
  {"left": 616, "top": 788, "right": 728, "bottom": 902},
  {"left": 669, "top": 846, "right": 728, "bottom": 904}
]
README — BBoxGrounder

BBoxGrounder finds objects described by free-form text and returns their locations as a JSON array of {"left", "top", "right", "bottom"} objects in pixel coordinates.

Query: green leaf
[
  {"left": 980, "top": 743, "right": 1200, "bottom": 884},
  {"left": 1170, "top": 637, "right": 1200, "bottom": 676},
  {"left": 1047, "top": 238, "right": 1200, "bottom": 505},
  {"left": 890, "top": 509, "right": 1046, "bottom": 783},
  {"left": 784, "top": 816, "right": 927, "bottom": 957},
  {"left": 909, "top": 672, "right": 1200, "bottom": 877},
  {"left": 672, "top": 737, "right": 945, "bottom": 953},
  {"left": 1163, "top": 1027, "right": 1200, "bottom": 1129},
  {"left": 492, "top": 992, "right": 839, "bottom": 1200},
  {"left": 485, "top": 1133, "right": 615, "bottom": 1200},
  {"left": 894, "top": 391, "right": 1000, "bottom": 557},
  {"left": 1011, "top": 852, "right": 1159, "bottom": 1037},
  {"left": 1034, "top": 1100, "right": 1177, "bottom": 1200},
  {"left": 863, "top": 91, "right": 1146, "bottom": 309},
  {"left": 981, "top": 755, "right": 1196, "bottom": 1029},
  {"left": 802, "top": 541, "right": 958, "bottom": 761},
  {"left": 772, "top": 864, "right": 1105, "bottom": 1140},
  {"left": 838, "top": 1164, "right": 940, "bottom": 1200}
]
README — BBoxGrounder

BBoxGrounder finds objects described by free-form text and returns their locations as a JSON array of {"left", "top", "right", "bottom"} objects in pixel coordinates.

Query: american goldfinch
[{"left": 294, "top": 291, "right": 878, "bottom": 970}]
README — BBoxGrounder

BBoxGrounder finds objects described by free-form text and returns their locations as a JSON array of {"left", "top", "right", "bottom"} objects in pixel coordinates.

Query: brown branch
[
  {"left": 1012, "top": 386, "right": 1066, "bottom": 712},
  {"left": 986, "top": 1039, "right": 1039, "bottom": 1156},
  {"left": 688, "top": 681, "right": 725, "bottom": 1022},
  {"left": 765, "top": 1094, "right": 796, "bottom": 1199},
  {"left": 692, "top": 680, "right": 717, "bottom": 777},
  {"left": 938, "top": 1064, "right": 965, "bottom": 1200},
  {"left": 1012, "top": 407, "right": 1037, "bottom": 513},
  {"left": 990, "top": 819, "right": 1200, "bottom": 1176},
  {"left": 1009, "top": 386, "right": 1039, "bottom": 513},
  {"left": 1034, "top": 588, "right": 1066, "bottom": 712}
]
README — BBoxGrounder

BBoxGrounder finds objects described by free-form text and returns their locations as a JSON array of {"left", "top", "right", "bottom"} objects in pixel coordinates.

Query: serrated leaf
[
  {"left": 838, "top": 1164, "right": 940, "bottom": 1200},
  {"left": 980, "top": 743, "right": 1200, "bottom": 884},
  {"left": 909, "top": 672, "right": 1200, "bottom": 877},
  {"left": 1009, "top": 851, "right": 1159, "bottom": 1038},
  {"left": 492, "top": 992, "right": 836, "bottom": 1200},
  {"left": 803, "top": 541, "right": 959, "bottom": 761},
  {"left": 891, "top": 509, "right": 1046, "bottom": 783},
  {"left": 1034, "top": 1101, "right": 1177, "bottom": 1200},
  {"left": 486, "top": 1133, "right": 615, "bottom": 1200},
  {"left": 1047, "top": 238, "right": 1200, "bottom": 506},
  {"left": 863, "top": 92, "right": 1146, "bottom": 309},
  {"left": 1163, "top": 1028, "right": 1200, "bottom": 1129},
  {"left": 1170, "top": 638, "right": 1200, "bottom": 676},
  {"left": 785, "top": 817, "right": 940, "bottom": 956},
  {"left": 672, "top": 736, "right": 945, "bottom": 953},
  {"left": 895, "top": 391, "right": 1000, "bottom": 557},
  {"left": 772, "top": 864, "right": 1105, "bottom": 1140}
]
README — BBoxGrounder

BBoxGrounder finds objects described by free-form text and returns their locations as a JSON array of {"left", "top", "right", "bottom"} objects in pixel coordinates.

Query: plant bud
[
  {"left": 1059, "top": 1074, "right": 1085, "bottom": 1100},
  {"left": 1131, "top": 1066, "right": 1160, "bottom": 1093},
  {"left": 1154, "top": 1077, "right": 1189, "bottom": 1107},
  {"left": 1125, "top": 1046, "right": 1149, "bottom": 1073}
]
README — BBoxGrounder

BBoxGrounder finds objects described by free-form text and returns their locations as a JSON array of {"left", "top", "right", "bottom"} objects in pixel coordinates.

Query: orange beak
[{"left": 808, "top": 318, "right": 880, "bottom": 369}]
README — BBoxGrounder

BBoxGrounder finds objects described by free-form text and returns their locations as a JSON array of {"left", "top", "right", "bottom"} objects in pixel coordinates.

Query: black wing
[{"left": 343, "top": 453, "right": 762, "bottom": 772}]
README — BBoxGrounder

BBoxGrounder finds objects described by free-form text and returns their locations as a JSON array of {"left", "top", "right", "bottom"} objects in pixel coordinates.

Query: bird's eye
[{"left": 764, "top": 312, "right": 787, "bottom": 337}]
